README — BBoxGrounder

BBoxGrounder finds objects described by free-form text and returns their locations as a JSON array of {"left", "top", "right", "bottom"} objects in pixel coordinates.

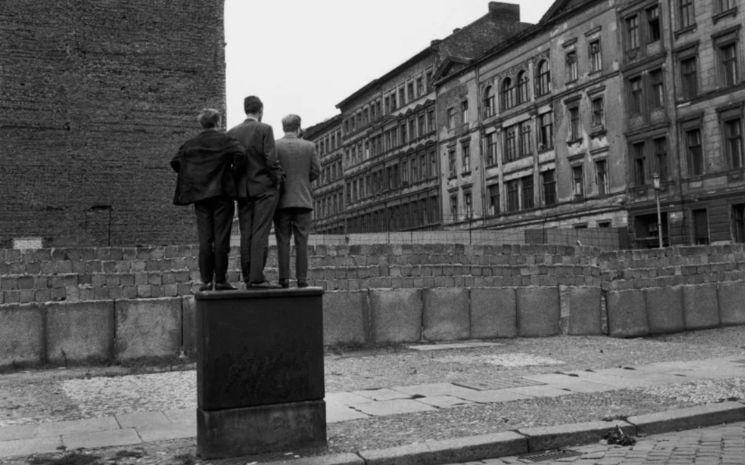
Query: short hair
[
  {"left": 282, "top": 114, "right": 302, "bottom": 132},
  {"left": 198, "top": 108, "right": 221, "bottom": 129},
  {"left": 244, "top": 96, "right": 263, "bottom": 115}
]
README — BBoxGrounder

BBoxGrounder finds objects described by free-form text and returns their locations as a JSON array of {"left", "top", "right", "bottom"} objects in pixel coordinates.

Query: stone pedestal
[{"left": 195, "top": 288, "right": 326, "bottom": 459}]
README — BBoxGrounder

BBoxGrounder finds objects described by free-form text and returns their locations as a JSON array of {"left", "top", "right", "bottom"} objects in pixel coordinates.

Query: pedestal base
[{"left": 197, "top": 399, "right": 327, "bottom": 459}]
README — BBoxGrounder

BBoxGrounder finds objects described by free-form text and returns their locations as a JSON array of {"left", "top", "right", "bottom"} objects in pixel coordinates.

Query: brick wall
[
  {"left": 0, "top": 0, "right": 225, "bottom": 247},
  {"left": 2, "top": 242, "right": 745, "bottom": 305}
]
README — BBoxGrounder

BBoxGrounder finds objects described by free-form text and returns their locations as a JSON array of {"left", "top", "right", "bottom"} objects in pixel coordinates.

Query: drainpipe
[{"left": 666, "top": 0, "right": 686, "bottom": 244}]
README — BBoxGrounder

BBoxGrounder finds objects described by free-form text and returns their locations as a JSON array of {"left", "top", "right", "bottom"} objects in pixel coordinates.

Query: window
[
  {"left": 654, "top": 137, "right": 668, "bottom": 180},
  {"left": 686, "top": 128, "right": 703, "bottom": 176},
  {"left": 407, "top": 82, "right": 415, "bottom": 101},
  {"left": 399, "top": 88, "right": 406, "bottom": 106},
  {"left": 418, "top": 114, "right": 425, "bottom": 137},
  {"left": 461, "top": 142, "right": 471, "bottom": 172},
  {"left": 626, "top": 14, "right": 640, "bottom": 51},
  {"left": 717, "top": 0, "right": 734, "bottom": 13},
  {"left": 539, "top": 111, "right": 554, "bottom": 149},
  {"left": 536, "top": 60, "right": 551, "bottom": 96},
  {"left": 390, "top": 93, "right": 397, "bottom": 110},
  {"left": 447, "top": 107, "right": 455, "bottom": 128},
  {"left": 572, "top": 165, "right": 584, "bottom": 199},
  {"left": 425, "top": 70, "right": 433, "bottom": 91},
  {"left": 542, "top": 170, "right": 556, "bottom": 206},
  {"left": 733, "top": 204, "right": 745, "bottom": 242},
  {"left": 589, "top": 40, "right": 602, "bottom": 73},
  {"left": 448, "top": 150, "right": 456, "bottom": 177},
  {"left": 411, "top": 155, "right": 418, "bottom": 181},
  {"left": 430, "top": 151, "right": 437, "bottom": 178},
  {"left": 646, "top": 6, "right": 660, "bottom": 43},
  {"left": 501, "top": 77, "right": 515, "bottom": 110},
  {"left": 633, "top": 142, "right": 646, "bottom": 185},
  {"left": 485, "top": 132, "right": 497, "bottom": 166},
  {"left": 483, "top": 86, "right": 495, "bottom": 117},
  {"left": 629, "top": 76, "right": 643, "bottom": 115},
  {"left": 400, "top": 124, "right": 407, "bottom": 144},
  {"left": 506, "top": 180, "right": 519, "bottom": 212},
  {"left": 591, "top": 97, "right": 604, "bottom": 129},
  {"left": 595, "top": 160, "right": 608, "bottom": 195},
  {"left": 566, "top": 51, "right": 578, "bottom": 82},
  {"left": 519, "top": 120, "right": 531, "bottom": 156},
  {"left": 719, "top": 42, "right": 738, "bottom": 87},
  {"left": 488, "top": 184, "right": 500, "bottom": 216},
  {"left": 461, "top": 100, "right": 469, "bottom": 124},
  {"left": 464, "top": 192, "right": 473, "bottom": 218},
  {"left": 650, "top": 68, "right": 664, "bottom": 109},
  {"left": 521, "top": 175, "right": 534, "bottom": 209},
  {"left": 409, "top": 119, "right": 416, "bottom": 140},
  {"left": 568, "top": 105, "right": 580, "bottom": 141},
  {"left": 416, "top": 77, "right": 424, "bottom": 96},
  {"left": 724, "top": 118, "right": 743, "bottom": 169},
  {"left": 679, "top": 0, "right": 694, "bottom": 29},
  {"left": 692, "top": 209, "right": 709, "bottom": 245},
  {"left": 680, "top": 56, "right": 698, "bottom": 100},
  {"left": 517, "top": 71, "right": 529, "bottom": 104},
  {"left": 504, "top": 125, "right": 517, "bottom": 162},
  {"left": 427, "top": 109, "right": 435, "bottom": 132},
  {"left": 450, "top": 195, "right": 458, "bottom": 222}
]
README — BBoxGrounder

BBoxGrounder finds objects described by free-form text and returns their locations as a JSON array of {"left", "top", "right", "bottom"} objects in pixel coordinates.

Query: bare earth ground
[{"left": 1, "top": 327, "right": 744, "bottom": 464}]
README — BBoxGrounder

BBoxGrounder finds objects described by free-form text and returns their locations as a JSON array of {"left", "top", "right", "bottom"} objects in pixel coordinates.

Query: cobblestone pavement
[{"left": 452, "top": 421, "right": 745, "bottom": 464}]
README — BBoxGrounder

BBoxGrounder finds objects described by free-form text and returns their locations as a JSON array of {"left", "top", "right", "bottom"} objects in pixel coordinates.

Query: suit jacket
[
  {"left": 275, "top": 134, "right": 320, "bottom": 210},
  {"left": 227, "top": 118, "right": 283, "bottom": 198},
  {"left": 170, "top": 129, "right": 245, "bottom": 206}
]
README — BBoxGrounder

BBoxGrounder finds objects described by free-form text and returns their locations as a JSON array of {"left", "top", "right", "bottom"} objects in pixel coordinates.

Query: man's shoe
[
  {"left": 214, "top": 282, "right": 236, "bottom": 291},
  {"left": 279, "top": 279, "right": 290, "bottom": 289},
  {"left": 198, "top": 282, "right": 213, "bottom": 292},
  {"left": 297, "top": 280, "right": 309, "bottom": 288},
  {"left": 248, "top": 281, "right": 277, "bottom": 289}
]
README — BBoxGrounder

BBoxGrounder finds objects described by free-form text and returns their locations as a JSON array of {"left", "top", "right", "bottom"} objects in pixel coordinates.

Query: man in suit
[
  {"left": 273, "top": 114, "right": 320, "bottom": 288},
  {"left": 227, "top": 96, "right": 283, "bottom": 288},
  {"left": 171, "top": 108, "right": 244, "bottom": 291}
]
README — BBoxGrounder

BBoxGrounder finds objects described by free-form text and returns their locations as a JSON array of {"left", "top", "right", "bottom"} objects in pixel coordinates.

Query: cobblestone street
[{"left": 454, "top": 421, "right": 745, "bottom": 464}]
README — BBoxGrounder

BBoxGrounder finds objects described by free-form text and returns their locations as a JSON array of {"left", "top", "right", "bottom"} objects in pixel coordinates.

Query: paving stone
[
  {"left": 0, "top": 435, "right": 63, "bottom": 458},
  {"left": 0, "top": 423, "right": 39, "bottom": 441},
  {"left": 503, "top": 385, "right": 572, "bottom": 398},
  {"left": 326, "top": 404, "right": 370, "bottom": 423},
  {"left": 628, "top": 402, "right": 745, "bottom": 435},
  {"left": 62, "top": 427, "right": 142, "bottom": 449},
  {"left": 136, "top": 422, "right": 196, "bottom": 442},
  {"left": 162, "top": 408, "right": 195, "bottom": 424},
  {"left": 353, "top": 399, "right": 437, "bottom": 416},
  {"left": 115, "top": 411, "right": 171, "bottom": 429},
  {"left": 408, "top": 341, "right": 502, "bottom": 351},
  {"left": 521, "top": 374, "right": 616, "bottom": 393},
  {"left": 414, "top": 395, "right": 474, "bottom": 409},
  {"left": 325, "top": 391, "right": 375, "bottom": 406},
  {"left": 264, "top": 452, "right": 365, "bottom": 465},
  {"left": 36, "top": 416, "right": 120, "bottom": 436},
  {"left": 390, "top": 382, "right": 480, "bottom": 398},
  {"left": 450, "top": 389, "right": 532, "bottom": 404},
  {"left": 352, "top": 387, "right": 413, "bottom": 401}
]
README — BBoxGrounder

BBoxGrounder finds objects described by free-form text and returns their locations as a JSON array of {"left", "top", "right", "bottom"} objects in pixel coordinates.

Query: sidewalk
[{"left": 1, "top": 328, "right": 745, "bottom": 464}]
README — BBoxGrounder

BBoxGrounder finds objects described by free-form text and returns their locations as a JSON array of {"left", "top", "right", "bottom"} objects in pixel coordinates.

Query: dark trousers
[
  {"left": 194, "top": 196, "right": 234, "bottom": 284},
  {"left": 273, "top": 207, "right": 312, "bottom": 283},
  {"left": 238, "top": 189, "right": 279, "bottom": 283}
]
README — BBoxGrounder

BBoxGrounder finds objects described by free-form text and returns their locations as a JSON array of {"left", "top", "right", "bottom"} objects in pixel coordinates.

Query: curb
[{"left": 262, "top": 401, "right": 745, "bottom": 465}]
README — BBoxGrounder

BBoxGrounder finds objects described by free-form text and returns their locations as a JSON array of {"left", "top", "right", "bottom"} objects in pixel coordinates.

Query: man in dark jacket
[
  {"left": 171, "top": 108, "right": 245, "bottom": 291},
  {"left": 273, "top": 114, "right": 320, "bottom": 288},
  {"left": 227, "top": 96, "right": 284, "bottom": 288}
]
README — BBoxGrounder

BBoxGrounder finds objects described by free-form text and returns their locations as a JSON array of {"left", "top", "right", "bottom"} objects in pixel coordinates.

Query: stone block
[
  {"left": 369, "top": 289, "right": 422, "bottom": 344},
  {"left": 197, "top": 400, "right": 326, "bottom": 459},
  {"left": 682, "top": 283, "right": 720, "bottom": 330},
  {"left": 565, "top": 286, "right": 602, "bottom": 335},
  {"left": 182, "top": 295, "right": 197, "bottom": 357},
  {"left": 469, "top": 288, "right": 517, "bottom": 338},
  {"left": 628, "top": 402, "right": 745, "bottom": 435},
  {"left": 45, "top": 300, "right": 114, "bottom": 364},
  {"left": 516, "top": 286, "right": 560, "bottom": 337},
  {"left": 718, "top": 281, "right": 745, "bottom": 326},
  {"left": 0, "top": 303, "right": 44, "bottom": 367},
  {"left": 518, "top": 420, "right": 635, "bottom": 452},
  {"left": 422, "top": 287, "right": 469, "bottom": 341},
  {"left": 606, "top": 289, "right": 648, "bottom": 338},
  {"left": 114, "top": 297, "right": 182, "bottom": 361},
  {"left": 645, "top": 286, "right": 684, "bottom": 334},
  {"left": 323, "top": 291, "right": 368, "bottom": 346}
]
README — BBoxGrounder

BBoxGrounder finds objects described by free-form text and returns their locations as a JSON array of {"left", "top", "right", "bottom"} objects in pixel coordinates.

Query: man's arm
[
  {"left": 263, "top": 126, "right": 283, "bottom": 185},
  {"left": 309, "top": 145, "right": 320, "bottom": 182},
  {"left": 227, "top": 137, "right": 246, "bottom": 172},
  {"left": 170, "top": 146, "right": 184, "bottom": 172}
]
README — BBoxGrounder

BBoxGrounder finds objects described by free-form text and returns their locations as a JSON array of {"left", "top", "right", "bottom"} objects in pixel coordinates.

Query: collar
[{"left": 244, "top": 116, "right": 260, "bottom": 123}]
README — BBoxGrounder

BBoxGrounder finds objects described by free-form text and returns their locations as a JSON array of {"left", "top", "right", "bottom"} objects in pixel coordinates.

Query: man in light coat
[{"left": 273, "top": 114, "right": 320, "bottom": 288}]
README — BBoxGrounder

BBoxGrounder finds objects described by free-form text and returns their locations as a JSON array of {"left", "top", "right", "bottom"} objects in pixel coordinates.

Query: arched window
[
  {"left": 501, "top": 77, "right": 515, "bottom": 110},
  {"left": 535, "top": 60, "right": 551, "bottom": 96},
  {"left": 483, "top": 85, "right": 495, "bottom": 117},
  {"left": 517, "top": 70, "right": 529, "bottom": 104}
]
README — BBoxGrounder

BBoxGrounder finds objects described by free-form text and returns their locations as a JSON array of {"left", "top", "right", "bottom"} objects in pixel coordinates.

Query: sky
[{"left": 224, "top": 0, "right": 554, "bottom": 131}]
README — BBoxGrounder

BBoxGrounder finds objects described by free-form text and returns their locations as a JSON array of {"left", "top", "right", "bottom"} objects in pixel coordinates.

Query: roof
[{"left": 303, "top": 114, "right": 342, "bottom": 140}]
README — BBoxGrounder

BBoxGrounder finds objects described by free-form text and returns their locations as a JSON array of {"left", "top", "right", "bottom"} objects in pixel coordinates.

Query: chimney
[
  {"left": 430, "top": 39, "right": 442, "bottom": 47},
  {"left": 453, "top": 28, "right": 461, "bottom": 34},
  {"left": 488, "top": 2, "right": 520, "bottom": 22}
]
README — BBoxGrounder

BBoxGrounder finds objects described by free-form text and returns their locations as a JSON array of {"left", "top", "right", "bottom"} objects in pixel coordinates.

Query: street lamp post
[{"left": 653, "top": 173, "right": 663, "bottom": 249}]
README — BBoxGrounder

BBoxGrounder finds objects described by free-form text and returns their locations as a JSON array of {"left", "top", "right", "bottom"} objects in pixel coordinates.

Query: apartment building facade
[{"left": 304, "top": 115, "right": 344, "bottom": 234}]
